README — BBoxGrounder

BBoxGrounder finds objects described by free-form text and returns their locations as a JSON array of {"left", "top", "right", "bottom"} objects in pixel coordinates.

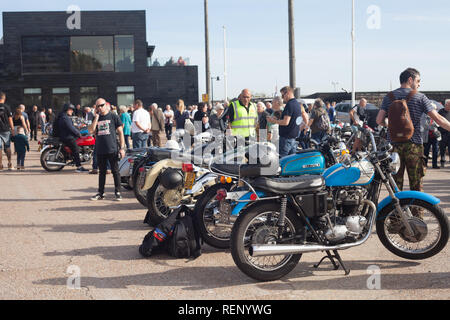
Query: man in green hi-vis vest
[{"left": 225, "top": 89, "right": 258, "bottom": 139}]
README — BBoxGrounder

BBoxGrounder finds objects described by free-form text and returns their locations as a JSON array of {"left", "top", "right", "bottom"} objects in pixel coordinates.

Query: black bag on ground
[
  {"left": 139, "top": 205, "right": 202, "bottom": 259},
  {"left": 139, "top": 207, "right": 180, "bottom": 257},
  {"left": 167, "top": 207, "right": 202, "bottom": 259}
]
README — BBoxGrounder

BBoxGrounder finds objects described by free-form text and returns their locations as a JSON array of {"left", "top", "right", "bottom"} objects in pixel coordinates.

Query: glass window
[
  {"left": 117, "top": 86, "right": 135, "bottom": 106},
  {"left": 117, "top": 86, "right": 135, "bottom": 93},
  {"left": 52, "top": 88, "right": 70, "bottom": 94},
  {"left": 24, "top": 88, "right": 42, "bottom": 95},
  {"left": 114, "top": 36, "right": 135, "bottom": 72},
  {"left": 23, "top": 88, "right": 42, "bottom": 108},
  {"left": 70, "top": 36, "right": 114, "bottom": 72},
  {"left": 22, "top": 37, "right": 70, "bottom": 73},
  {"left": 52, "top": 88, "right": 71, "bottom": 112},
  {"left": 80, "top": 87, "right": 98, "bottom": 108}
]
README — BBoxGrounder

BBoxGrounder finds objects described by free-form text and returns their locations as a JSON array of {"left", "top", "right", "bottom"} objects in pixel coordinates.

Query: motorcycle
[
  {"left": 193, "top": 135, "right": 348, "bottom": 249},
  {"left": 229, "top": 127, "right": 449, "bottom": 282},
  {"left": 118, "top": 148, "right": 149, "bottom": 190},
  {"left": 40, "top": 135, "right": 95, "bottom": 172}
]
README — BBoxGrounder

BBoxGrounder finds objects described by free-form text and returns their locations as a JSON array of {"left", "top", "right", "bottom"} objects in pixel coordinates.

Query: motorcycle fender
[
  {"left": 185, "top": 172, "right": 218, "bottom": 195},
  {"left": 377, "top": 191, "right": 440, "bottom": 214},
  {"left": 40, "top": 145, "right": 53, "bottom": 154},
  {"left": 231, "top": 191, "right": 267, "bottom": 216},
  {"left": 142, "top": 159, "right": 183, "bottom": 191}
]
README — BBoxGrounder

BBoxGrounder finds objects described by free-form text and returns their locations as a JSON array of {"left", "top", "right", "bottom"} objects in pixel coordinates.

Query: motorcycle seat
[
  {"left": 252, "top": 175, "right": 325, "bottom": 194},
  {"left": 211, "top": 163, "right": 272, "bottom": 177},
  {"left": 148, "top": 147, "right": 175, "bottom": 162}
]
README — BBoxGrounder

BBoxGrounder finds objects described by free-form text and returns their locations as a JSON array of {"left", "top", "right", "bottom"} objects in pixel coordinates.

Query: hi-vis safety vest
[{"left": 230, "top": 100, "right": 258, "bottom": 138}]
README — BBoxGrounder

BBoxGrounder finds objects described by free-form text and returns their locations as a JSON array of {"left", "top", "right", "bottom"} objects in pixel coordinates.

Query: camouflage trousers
[{"left": 393, "top": 142, "right": 426, "bottom": 192}]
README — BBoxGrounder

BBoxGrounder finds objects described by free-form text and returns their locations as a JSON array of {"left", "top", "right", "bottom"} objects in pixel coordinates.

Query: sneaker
[
  {"left": 114, "top": 192, "right": 123, "bottom": 201},
  {"left": 106, "top": 170, "right": 112, "bottom": 175},
  {"left": 91, "top": 193, "right": 105, "bottom": 201},
  {"left": 89, "top": 169, "right": 98, "bottom": 175},
  {"left": 76, "top": 166, "right": 89, "bottom": 173},
  {"left": 7, "top": 162, "right": 12, "bottom": 171}
]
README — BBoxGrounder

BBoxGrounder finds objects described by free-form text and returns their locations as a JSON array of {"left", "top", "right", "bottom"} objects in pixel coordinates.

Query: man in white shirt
[
  {"left": 164, "top": 105, "right": 174, "bottom": 140},
  {"left": 131, "top": 99, "right": 151, "bottom": 148}
]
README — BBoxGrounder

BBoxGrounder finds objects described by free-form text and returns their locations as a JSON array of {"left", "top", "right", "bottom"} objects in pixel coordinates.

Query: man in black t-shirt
[
  {"left": 89, "top": 98, "right": 126, "bottom": 201},
  {"left": 267, "top": 86, "right": 309, "bottom": 158}
]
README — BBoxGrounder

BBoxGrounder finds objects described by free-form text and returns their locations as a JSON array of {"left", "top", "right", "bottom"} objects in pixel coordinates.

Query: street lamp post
[{"left": 211, "top": 76, "right": 220, "bottom": 104}]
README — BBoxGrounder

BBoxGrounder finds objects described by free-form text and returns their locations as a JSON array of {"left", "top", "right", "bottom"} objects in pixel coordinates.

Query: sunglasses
[{"left": 96, "top": 104, "right": 106, "bottom": 108}]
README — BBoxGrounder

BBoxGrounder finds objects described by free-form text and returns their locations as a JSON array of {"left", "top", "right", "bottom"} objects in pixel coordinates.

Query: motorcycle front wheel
[
  {"left": 376, "top": 198, "right": 449, "bottom": 260},
  {"left": 40, "top": 148, "right": 65, "bottom": 172},
  {"left": 230, "top": 202, "right": 304, "bottom": 282}
]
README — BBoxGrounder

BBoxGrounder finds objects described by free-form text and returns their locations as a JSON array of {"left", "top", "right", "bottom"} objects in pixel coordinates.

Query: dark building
[{"left": 0, "top": 10, "right": 198, "bottom": 112}]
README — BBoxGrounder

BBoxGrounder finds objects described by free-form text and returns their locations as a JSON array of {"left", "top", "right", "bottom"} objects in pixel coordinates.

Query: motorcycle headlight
[{"left": 389, "top": 152, "right": 401, "bottom": 174}]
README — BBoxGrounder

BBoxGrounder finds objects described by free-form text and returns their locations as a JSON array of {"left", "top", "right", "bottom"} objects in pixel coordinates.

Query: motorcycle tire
[
  {"left": 193, "top": 183, "right": 234, "bottom": 249},
  {"left": 40, "top": 148, "right": 65, "bottom": 172},
  {"left": 230, "top": 201, "right": 304, "bottom": 282},
  {"left": 132, "top": 157, "right": 148, "bottom": 207},
  {"left": 146, "top": 177, "right": 174, "bottom": 226},
  {"left": 376, "top": 198, "right": 449, "bottom": 260}
]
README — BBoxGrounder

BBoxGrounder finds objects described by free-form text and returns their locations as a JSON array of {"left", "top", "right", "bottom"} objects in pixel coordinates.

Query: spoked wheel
[
  {"left": 146, "top": 178, "right": 180, "bottom": 226},
  {"left": 40, "top": 148, "right": 65, "bottom": 172},
  {"left": 231, "top": 202, "right": 304, "bottom": 282},
  {"left": 193, "top": 184, "right": 234, "bottom": 249},
  {"left": 376, "top": 199, "right": 449, "bottom": 260}
]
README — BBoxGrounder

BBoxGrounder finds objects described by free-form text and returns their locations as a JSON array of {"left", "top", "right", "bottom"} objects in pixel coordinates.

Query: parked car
[{"left": 335, "top": 102, "right": 380, "bottom": 129}]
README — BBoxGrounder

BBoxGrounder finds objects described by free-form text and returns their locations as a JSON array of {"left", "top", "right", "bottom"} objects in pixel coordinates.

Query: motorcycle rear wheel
[
  {"left": 230, "top": 202, "right": 303, "bottom": 282},
  {"left": 376, "top": 198, "right": 449, "bottom": 260},
  {"left": 40, "top": 148, "right": 65, "bottom": 172},
  {"left": 132, "top": 158, "right": 148, "bottom": 207},
  {"left": 193, "top": 183, "right": 234, "bottom": 249}
]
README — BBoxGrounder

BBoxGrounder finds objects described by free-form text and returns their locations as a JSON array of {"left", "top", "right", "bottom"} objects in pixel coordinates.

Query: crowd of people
[{"left": 1, "top": 67, "right": 450, "bottom": 199}]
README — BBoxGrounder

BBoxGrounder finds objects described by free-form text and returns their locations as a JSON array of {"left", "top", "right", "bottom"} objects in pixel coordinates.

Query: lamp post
[
  {"left": 204, "top": 0, "right": 211, "bottom": 104},
  {"left": 351, "top": 0, "right": 356, "bottom": 108},
  {"left": 288, "top": 0, "right": 296, "bottom": 94},
  {"left": 211, "top": 76, "right": 220, "bottom": 104}
]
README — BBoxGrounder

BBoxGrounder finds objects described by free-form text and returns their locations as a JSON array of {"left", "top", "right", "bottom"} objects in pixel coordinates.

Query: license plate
[{"left": 184, "top": 172, "right": 196, "bottom": 190}]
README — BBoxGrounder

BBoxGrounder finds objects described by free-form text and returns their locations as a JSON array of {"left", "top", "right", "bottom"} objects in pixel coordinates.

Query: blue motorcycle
[
  {"left": 193, "top": 135, "right": 347, "bottom": 249},
  {"left": 230, "top": 128, "right": 449, "bottom": 282}
]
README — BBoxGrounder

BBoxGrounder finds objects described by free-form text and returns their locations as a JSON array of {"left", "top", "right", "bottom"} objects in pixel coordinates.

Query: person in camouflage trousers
[{"left": 393, "top": 143, "right": 426, "bottom": 192}]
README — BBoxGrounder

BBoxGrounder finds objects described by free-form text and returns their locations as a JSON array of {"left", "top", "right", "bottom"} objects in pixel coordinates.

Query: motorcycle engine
[
  {"left": 80, "top": 147, "right": 93, "bottom": 162},
  {"left": 323, "top": 187, "right": 369, "bottom": 243}
]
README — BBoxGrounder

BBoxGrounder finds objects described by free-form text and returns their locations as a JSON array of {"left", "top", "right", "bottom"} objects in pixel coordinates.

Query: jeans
[
  {"left": 97, "top": 153, "right": 121, "bottom": 194},
  {"left": 0, "top": 131, "right": 11, "bottom": 151},
  {"left": 424, "top": 137, "right": 439, "bottom": 167},
  {"left": 165, "top": 123, "right": 173, "bottom": 141},
  {"left": 311, "top": 131, "right": 327, "bottom": 143},
  {"left": 124, "top": 135, "right": 130, "bottom": 150},
  {"left": 279, "top": 136, "right": 298, "bottom": 158},
  {"left": 132, "top": 132, "right": 149, "bottom": 149},
  {"left": 92, "top": 145, "right": 110, "bottom": 170},
  {"left": 30, "top": 125, "right": 38, "bottom": 141},
  {"left": 17, "top": 151, "right": 26, "bottom": 167}
]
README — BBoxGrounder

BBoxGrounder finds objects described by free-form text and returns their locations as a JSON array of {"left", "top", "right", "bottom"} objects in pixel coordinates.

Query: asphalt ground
[{"left": 0, "top": 134, "right": 449, "bottom": 300}]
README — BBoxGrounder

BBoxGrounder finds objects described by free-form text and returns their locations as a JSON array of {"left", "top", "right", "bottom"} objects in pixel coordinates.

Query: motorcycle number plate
[{"left": 184, "top": 172, "right": 196, "bottom": 190}]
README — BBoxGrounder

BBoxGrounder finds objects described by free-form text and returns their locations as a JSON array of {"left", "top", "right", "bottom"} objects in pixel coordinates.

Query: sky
[{"left": 1, "top": 0, "right": 450, "bottom": 101}]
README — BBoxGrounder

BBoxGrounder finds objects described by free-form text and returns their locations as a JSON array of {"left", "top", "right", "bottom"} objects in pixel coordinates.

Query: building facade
[{"left": 0, "top": 10, "right": 198, "bottom": 111}]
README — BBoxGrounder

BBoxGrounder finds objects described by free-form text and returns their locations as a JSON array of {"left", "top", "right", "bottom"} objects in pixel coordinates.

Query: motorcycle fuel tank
[
  {"left": 77, "top": 136, "right": 95, "bottom": 147},
  {"left": 280, "top": 150, "right": 325, "bottom": 176},
  {"left": 323, "top": 159, "right": 375, "bottom": 187}
]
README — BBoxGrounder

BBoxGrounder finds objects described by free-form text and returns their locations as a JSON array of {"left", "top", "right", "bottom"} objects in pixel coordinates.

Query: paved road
[{"left": 0, "top": 137, "right": 449, "bottom": 300}]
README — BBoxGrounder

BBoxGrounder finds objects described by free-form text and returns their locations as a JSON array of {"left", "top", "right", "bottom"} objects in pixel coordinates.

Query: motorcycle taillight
[{"left": 216, "top": 189, "right": 227, "bottom": 201}]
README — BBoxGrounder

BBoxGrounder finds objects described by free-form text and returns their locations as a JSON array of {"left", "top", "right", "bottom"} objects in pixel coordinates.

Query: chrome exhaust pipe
[
  {"left": 250, "top": 200, "right": 377, "bottom": 257},
  {"left": 46, "top": 162, "right": 66, "bottom": 166}
]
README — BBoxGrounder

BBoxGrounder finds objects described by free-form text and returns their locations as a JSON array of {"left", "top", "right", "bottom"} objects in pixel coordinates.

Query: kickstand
[{"left": 314, "top": 250, "right": 351, "bottom": 275}]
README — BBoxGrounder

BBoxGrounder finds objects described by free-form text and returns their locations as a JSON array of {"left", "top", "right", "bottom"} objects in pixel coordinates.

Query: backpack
[
  {"left": 387, "top": 91, "right": 416, "bottom": 143},
  {"left": 139, "top": 205, "right": 202, "bottom": 259},
  {"left": 0, "top": 103, "right": 11, "bottom": 131},
  {"left": 317, "top": 112, "right": 331, "bottom": 132},
  {"left": 167, "top": 209, "right": 202, "bottom": 259}
]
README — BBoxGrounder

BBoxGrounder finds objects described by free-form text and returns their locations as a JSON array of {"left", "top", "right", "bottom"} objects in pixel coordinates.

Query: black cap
[{"left": 63, "top": 103, "right": 75, "bottom": 111}]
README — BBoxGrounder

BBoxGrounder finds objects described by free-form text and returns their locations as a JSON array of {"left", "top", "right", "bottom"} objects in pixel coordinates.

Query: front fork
[{"left": 374, "top": 163, "right": 415, "bottom": 236}]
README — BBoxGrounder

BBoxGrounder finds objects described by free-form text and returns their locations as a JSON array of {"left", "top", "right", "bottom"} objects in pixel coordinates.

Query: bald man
[
  {"left": 89, "top": 98, "right": 126, "bottom": 201},
  {"left": 350, "top": 98, "right": 367, "bottom": 126},
  {"left": 225, "top": 89, "right": 258, "bottom": 139}
]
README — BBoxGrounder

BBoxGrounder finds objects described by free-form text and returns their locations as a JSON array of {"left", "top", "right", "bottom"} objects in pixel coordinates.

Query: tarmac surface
[{"left": 0, "top": 136, "right": 449, "bottom": 300}]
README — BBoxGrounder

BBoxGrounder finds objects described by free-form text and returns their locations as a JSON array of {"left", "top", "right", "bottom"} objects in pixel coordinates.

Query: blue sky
[{"left": 1, "top": 0, "right": 450, "bottom": 101}]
